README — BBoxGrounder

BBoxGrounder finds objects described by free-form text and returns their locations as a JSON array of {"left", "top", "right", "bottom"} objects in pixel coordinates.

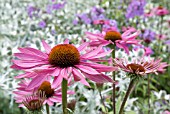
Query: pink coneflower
[
  {"left": 21, "top": 91, "right": 45, "bottom": 112},
  {"left": 113, "top": 57, "right": 161, "bottom": 76},
  {"left": 86, "top": 28, "right": 141, "bottom": 54},
  {"left": 14, "top": 80, "right": 74, "bottom": 106},
  {"left": 154, "top": 6, "right": 169, "bottom": 16},
  {"left": 12, "top": 40, "right": 115, "bottom": 89}
]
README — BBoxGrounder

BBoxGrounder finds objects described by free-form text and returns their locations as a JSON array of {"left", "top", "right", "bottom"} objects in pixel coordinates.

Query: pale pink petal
[
  {"left": 72, "top": 68, "right": 90, "bottom": 87},
  {"left": 51, "top": 68, "right": 61, "bottom": 76},
  {"left": 14, "top": 53, "right": 46, "bottom": 61},
  {"left": 12, "top": 60, "right": 48, "bottom": 68},
  {"left": 75, "top": 65, "right": 100, "bottom": 75},
  {"left": 77, "top": 42, "right": 89, "bottom": 51},
  {"left": 42, "top": 40, "right": 51, "bottom": 54},
  {"left": 64, "top": 39, "right": 69, "bottom": 44},
  {"left": 22, "top": 47, "right": 48, "bottom": 59},
  {"left": 27, "top": 74, "right": 48, "bottom": 90},
  {"left": 52, "top": 74, "right": 63, "bottom": 88}
]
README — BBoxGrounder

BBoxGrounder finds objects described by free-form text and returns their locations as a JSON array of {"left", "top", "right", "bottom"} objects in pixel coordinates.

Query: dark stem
[
  {"left": 148, "top": 75, "right": 151, "bottom": 114},
  {"left": 158, "top": 16, "right": 164, "bottom": 54},
  {"left": 112, "top": 45, "right": 116, "bottom": 114},
  {"left": 46, "top": 104, "right": 50, "bottom": 114},
  {"left": 62, "top": 79, "right": 68, "bottom": 114},
  {"left": 119, "top": 79, "right": 135, "bottom": 114},
  {"left": 99, "top": 90, "right": 108, "bottom": 113}
]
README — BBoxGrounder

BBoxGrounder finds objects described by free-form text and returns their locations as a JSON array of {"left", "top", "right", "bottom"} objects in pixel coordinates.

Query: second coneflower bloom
[
  {"left": 12, "top": 39, "right": 116, "bottom": 89},
  {"left": 14, "top": 80, "right": 74, "bottom": 106},
  {"left": 113, "top": 57, "right": 162, "bottom": 77},
  {"left": 85, "top": 27, "right": 141, "bottom": 54}
]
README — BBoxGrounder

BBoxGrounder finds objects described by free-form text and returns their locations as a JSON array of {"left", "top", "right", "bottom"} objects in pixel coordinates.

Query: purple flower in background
[
  {"left": 165, "top": 40, "right": 170, "bottom": 46},
  {"left": 78, "top": 13, "right": 91, "bottom": 24},
  {"left": 38, "top": 21, "right": 46, "bottom": 28},
  {"left": 72, "top": 19, "right": 78, "bottom": 25},
  {"left": 126, "top": 0, "right": 146, "bottom": 19},
  {"left": 46, "top": 4, "right": 53, "bottom": 14},
  {"left": 51, "top": 29, "right": 57, "bottom": 35},
  {"left": 27, "top": 5, "right": 39, "bottom": 18},
  {"left": 52, "top": 2, "right": 66, "bottom": 10},
  {"left": 141, "top": 29, "right": 156, "bottom": 44}
]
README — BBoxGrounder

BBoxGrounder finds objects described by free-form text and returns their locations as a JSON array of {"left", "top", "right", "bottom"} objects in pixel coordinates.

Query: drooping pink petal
[
  {"left": 81, "top": 46, "right": 103, "bottom": 58},
  {"left": 52, "top": 74, "right": 63, "bottom": 88},
  {"left": 27, "top": 73, "right": 48, "bottom": 90},
  {"left": 84, "top": 73, "right": 113, "bottom": 83},
  {"left": 75, "top": 65, "right": 100, "bottom": 75},
  {"left": 77, "top": 42, "right": 89, "bottom": 51}
]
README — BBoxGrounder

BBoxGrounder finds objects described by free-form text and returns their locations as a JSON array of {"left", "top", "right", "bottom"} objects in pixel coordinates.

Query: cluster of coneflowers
[{"left": 12, "top": 18, "right": 168, "bottom": 114}]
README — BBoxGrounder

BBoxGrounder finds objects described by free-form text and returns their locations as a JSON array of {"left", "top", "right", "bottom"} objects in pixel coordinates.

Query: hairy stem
[
  {"left": 46, "top": 104, "right": 50, "bottom": 114},
  {"left": 119, "top": 79, "right": 135, "bottom": 114},
  {"left": 99, "top": 90, "right": 108, "bottom": 113},
  {"left": 62, "top": 79, "right": 68, "bottom": 114},
  {"left": 112, "top": 45, "right": 116, "bottom": 114},
  {"left": 148, "top": 75, "right": 151, "bottom": 114}
]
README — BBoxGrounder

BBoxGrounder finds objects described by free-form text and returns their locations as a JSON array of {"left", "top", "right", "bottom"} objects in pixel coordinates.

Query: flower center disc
[
  {"left": 38, "top": 81, "right": 54, "bottom": 98},
  {"left": 49, "top": 44, "right": 80, "bottom": 68},
  {"left": 127, "top": 63, "right": 145, "bottom": 73},
  {"left": 104, "top": 31, "right": 122, "bottom": 42}
]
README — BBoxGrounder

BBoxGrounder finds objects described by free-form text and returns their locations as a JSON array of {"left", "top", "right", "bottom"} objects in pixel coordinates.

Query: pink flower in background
[
  {"left": 11, "top": 40, "right": 116, "bottom": 89},
  {"left": 86, "top": 27, "right": 141, "bottom": 54},
  {"left": 121, "top": 26, "right": 136, "bottom": 32},
  {"left": 154, "top": 6, "right": 169, "bottom": 16},
  {"left": 113, "top": 57, "right": 162, "bottom": 76},
  {"left": 162, "top": 110, "right": 170, "bottom": 114},
  {"left": 14, "top": 80, "right": 74, "bottom": 106},
  {"left": 144, "top": 10, "right": 154, "bottom": 17},
  {"left": 144, "top": 47, "right": 154, "bottom": 56},
  {"left": 93, "top": 19, "right": 109, "bottom": 25},
  {"left": 157, "top": 34, "right": 167, "bottom": 40}
]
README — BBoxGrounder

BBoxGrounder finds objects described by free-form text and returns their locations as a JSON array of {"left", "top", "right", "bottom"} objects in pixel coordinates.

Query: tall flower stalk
[
  {"left": 46, "top": 104, "right": 50, "bottom": 114},
  {"left": 112, "top": 45, "right": 116, "bottom": 114},
  {"left": 119, "top": 79, "right": 136, "bottom": 114},
  {"left": 62, "top": 79, "right": 68, "bottom": 114},
  {"left": 147, "top": 75, "right": 151, "bottom": 114}
]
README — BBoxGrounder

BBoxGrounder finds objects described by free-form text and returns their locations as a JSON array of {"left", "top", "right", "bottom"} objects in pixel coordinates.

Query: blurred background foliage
[{"left": 0, "top": 0, "right": 170, "bottom": 114}]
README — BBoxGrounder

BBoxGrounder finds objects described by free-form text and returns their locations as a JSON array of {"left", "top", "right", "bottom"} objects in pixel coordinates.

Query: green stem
[
  {"left": 119, "top": 79, "right": 135, "bottom": 114},
  {"left": 148, "top": 75, "right": 151, "bottom": 114},
  {"left": 112, "top": 45, "right": 116, "bottom": 114},
  {"left": 62, "top": 79, "right": 68, "bottom": 114},
  {"left": 99, "top": 90, "right": 108, "bottom": 113},
  {"left": 46, "top": 104, "right": 50, "bottom": 114}
]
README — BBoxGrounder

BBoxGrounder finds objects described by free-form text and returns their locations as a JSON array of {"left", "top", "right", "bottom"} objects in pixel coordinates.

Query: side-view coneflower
[
  {"left": 113, "top": 57, "right": 161, "bottom": 77},
  {"left": 21, "top": 91, "right": 45, "bottom": 113},
  {"left": 113, "top": 57, "right": 162, "bottom": 114},
  {"left": 85, "top": 27, "right": 141, "bottom": 54}
]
